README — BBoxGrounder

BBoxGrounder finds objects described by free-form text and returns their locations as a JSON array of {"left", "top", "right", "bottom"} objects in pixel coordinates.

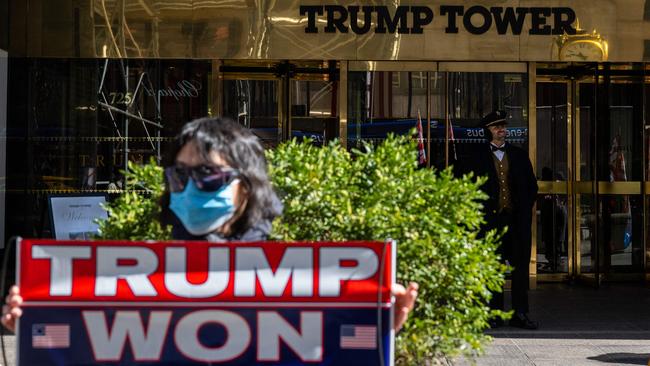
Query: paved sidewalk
[
  {"left": 0, "top": 335, "right": 15, "bottom": 366},
  {"left": 453, "top": 283, "right": 650, "bottom": 365}
]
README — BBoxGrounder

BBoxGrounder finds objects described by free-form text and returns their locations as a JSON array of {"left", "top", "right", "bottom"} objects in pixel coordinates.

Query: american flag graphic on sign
[
  {"left": 32, "top": 324, "right": 70, "bottom": 349},
  {"left": 340, "top": 325, "right": 377, "bottom": 349}
]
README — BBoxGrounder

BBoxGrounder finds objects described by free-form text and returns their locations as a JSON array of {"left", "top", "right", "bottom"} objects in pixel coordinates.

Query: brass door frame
[
  {"left": 339, "top": 61, "right": 348, "bottom": 148},
  {"left": 218, "top": 67, "right": 283, "bottom": 144},
  {"left": 218, "top": 60, "right": 339, "bottom": 145},
  {"left": 573, "top": 77, "right": 588, "bottom": 281},
  {"left": 535, "top": 75, "right": 604, "bottom": 284}
]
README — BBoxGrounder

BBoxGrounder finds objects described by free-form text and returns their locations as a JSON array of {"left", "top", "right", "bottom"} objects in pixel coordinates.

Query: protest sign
[{"left": 17, "top": 239, "right": 395, "bottom": 365}]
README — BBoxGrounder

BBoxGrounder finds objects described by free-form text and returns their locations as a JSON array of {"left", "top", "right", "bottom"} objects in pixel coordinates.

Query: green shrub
[
  {"left": 95, "top": 158, "right": 172, "bottom": 240},
  {"left": 267, "top": 135, "right": 507, "bottom": 363},
  {"left": 94, "top": 136, "right": 506, "bottom": 362}
]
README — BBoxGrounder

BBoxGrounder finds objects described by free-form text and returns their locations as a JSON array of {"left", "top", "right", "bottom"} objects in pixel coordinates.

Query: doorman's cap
[{"left": 481, "top": 110, "right": 508, "bottom": 128}]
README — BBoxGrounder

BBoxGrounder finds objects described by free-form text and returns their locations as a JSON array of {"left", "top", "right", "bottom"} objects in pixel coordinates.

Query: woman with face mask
[
  {"left": 164, "top": 117, "right": 283, "bottom": 242},
  {"left": 2, "top": 117, "right": 417, "bottom": 333}
]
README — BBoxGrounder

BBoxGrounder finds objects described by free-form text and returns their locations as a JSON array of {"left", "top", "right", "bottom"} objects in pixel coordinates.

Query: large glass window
[
  {"left": 290, "top": 79, "right": 338, "bottom": 146},
  {"left": 536, "top": 82, "right": 569, "bottom": 274},
  {"left": 348, "top": 70, "right": 442, "bottom": 169},
  {"left": 348, "top": 70, "right": 528, "bottom": 171},
  {"left": 6, "top": 58, "right": 212, "bottom": 239},
  {"left": 222, "top": 79, "right": 279, "bottom": 147},
  {"left": 348, "top": 71, "right": 428, "bottom": 144}
]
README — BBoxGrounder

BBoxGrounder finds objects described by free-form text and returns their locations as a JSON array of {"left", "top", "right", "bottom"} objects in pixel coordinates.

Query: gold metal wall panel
[
  {"left": 438, "top": 62, "right": 527, "bottom": 73},
  {"left": 220, "top": 73, "right": 279, "bottom": 81},
  {"left": 8, "top": 0, "right": 650, "bottom": 61}
]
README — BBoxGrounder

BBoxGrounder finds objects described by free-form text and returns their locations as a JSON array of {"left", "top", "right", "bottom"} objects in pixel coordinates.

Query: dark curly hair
[{"left": 168, "top": 117, "right": 281, "bottom": 236}]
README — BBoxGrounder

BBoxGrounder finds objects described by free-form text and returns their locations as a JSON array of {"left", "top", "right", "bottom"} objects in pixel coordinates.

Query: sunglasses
[{"left": 165, "top": 164, "right": 240, "bottom": 193}]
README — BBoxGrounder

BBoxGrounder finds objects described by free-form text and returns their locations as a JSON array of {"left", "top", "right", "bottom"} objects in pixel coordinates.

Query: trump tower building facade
[{"left": 1, "top": 0, "right": 650, "bottom": 287}]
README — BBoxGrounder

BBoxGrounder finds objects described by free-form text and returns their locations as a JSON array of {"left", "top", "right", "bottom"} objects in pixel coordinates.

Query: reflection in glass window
[
  {"left": 536, "top": 83, "right": 568, "bottom": 181},
  {"left": 7, "top": 58, "right": 211, "bottom": 239},
  {"left": 447, "top": 72, "right": 528, "bottom": 168},
  {"left": 222, "top": 79, "right": 278, "bottom": 147},
  {"left": 537, "top": 193, "right": 569, "bottom": 273},
  {"left": 428, "top": 72, "right": 446, "bottom": 170},
  {"left": 348, "top": 71, "right": 528, "bottom": 171},
  {"left": 348, "top": 71, "right": 430, "bottom": 167},
  {"left": 290, "top": 80, "right": 339, "bottom": 146},
  {"left": 349, "top": 71, "right": 427, "bottom": 142},
  {"left": 583, "top": 195, "right": 644, "bottom": 273}
]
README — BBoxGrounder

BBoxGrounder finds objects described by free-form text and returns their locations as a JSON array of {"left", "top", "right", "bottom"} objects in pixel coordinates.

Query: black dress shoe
[{"left": 509, "top": 313, "right": 538, "bottom": 330}]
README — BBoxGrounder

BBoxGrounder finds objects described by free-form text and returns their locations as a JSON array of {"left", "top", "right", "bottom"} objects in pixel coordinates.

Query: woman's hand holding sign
[
  {"left": 393, "top": 282, "right": 418, "bottom": 331},
  {"left": 2, "top": 286, "right": 22, "bottom": 333}
]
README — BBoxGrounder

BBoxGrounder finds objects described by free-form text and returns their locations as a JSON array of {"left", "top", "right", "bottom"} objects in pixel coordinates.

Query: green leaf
[{"left": 95, "top": 157, "right": 172, "bottom": 241}]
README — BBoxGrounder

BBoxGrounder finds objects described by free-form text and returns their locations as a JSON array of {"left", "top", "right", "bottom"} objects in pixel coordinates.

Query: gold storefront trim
[
  {"left": 3, "top": 137, "right": 175, "bottom": 143},
  {"left": 4, "top": 189, "right": 151, "bottom": 194},
  {"left": 598, "top": 182, "right": 641, "bottom": 195},
  {"left": 539, "top": 181, "right": 642, "bottom": 195},
  {"left": 349, "top": 61, "right": 437, "bottom": 72},
  {"left": 537, "top": 181, "right": 568, "bottom": 194},
  {"left": 537, "top": 273, "right": 571, "bottom": 283},
  {"left": 438, "top": 62, "right": 527, "bottom": 73}
]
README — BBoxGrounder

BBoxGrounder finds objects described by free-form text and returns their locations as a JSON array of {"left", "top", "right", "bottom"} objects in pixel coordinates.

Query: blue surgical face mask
[{"left": 169, "top": 178, "right": 239, "bottom": 236}]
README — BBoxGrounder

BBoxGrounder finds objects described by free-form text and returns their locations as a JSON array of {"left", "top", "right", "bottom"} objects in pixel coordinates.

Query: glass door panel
[
  {"left": 222, "top": 79, "right": 280, "bottom": 148},
  {"left": 221, "top": 61, "right": 338, "bottom": 148},
  {"left": 595, "top": 74, "right": 644, "bottom": 276},
  {"left": 577, "top": 80, "right": 597, "bottom": 277},
  {"left": 536, "top": 67, "right": 646, "bottom": 284},
  {"left": 575, "top": 68, "right": 645, "bottom": 282},
  {"left": 290, "top": 79, "right": 338, "bottom": 146},
  {"left": 645, "top": 81, "right": 650, "bottom": 281},
  {"left": 536, "top": 82, "right": 569, "bottom": 275},
  {"left": 577, "top": 194, "right": 596, "bottom": 273},
  {"left": 599, "top": 194, "right": 643, "bottom": 271}
]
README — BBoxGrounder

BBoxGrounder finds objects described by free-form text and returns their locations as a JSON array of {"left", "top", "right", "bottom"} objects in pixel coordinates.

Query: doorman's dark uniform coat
[{"left": 460, "top": 142, "right": 538, "bottom": 313}]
